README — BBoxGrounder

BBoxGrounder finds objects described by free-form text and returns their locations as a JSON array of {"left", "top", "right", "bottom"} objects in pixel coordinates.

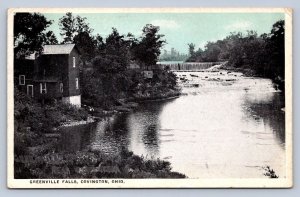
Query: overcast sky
[{"left": 44, "top": 12, "right": 284, "bottom": 54}]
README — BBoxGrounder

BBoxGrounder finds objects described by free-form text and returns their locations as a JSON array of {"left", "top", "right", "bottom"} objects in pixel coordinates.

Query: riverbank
[
  {"left": 220, "top": 64, "right": 256, "bottom": 77},
  {"left": 14, "top": 86, "right": 186, "bottom": 179},
  {"left": 220, "top": 64, "right": 285, "bottom": 91},
  {"left": 130, "top": 89, "right": 181, "bottom": 103},
  {"left": 88, "top": 88, "right": 181, "bottom": 115},
  {"left": 15, "top": 141, "right": 186, "bottom": 178}
]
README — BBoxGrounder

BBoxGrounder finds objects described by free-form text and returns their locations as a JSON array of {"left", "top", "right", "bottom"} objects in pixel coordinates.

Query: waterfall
[{"left": 156, "top": 61, "right": 226, "bottom": 71}]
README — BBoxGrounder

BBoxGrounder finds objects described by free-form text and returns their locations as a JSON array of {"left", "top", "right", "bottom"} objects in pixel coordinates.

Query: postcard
[{"left": 7, "top": 8, "right": 293, "bottom": 188}]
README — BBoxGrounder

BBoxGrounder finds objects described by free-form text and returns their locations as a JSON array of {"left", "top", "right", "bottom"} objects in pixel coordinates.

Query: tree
[
  {"left": 94, "top": 34, "right": 105, "bottom": 54},
  {"left": 188, "top": 43, "right": 195, "bottom": 57},
  {"left": 202, "top": 42, "right": 221, "bottom": 62},
  {"left": 241, "top": 31, "right": 265, "bottom": 69},
  {"left": 14, "top": 13, "right": 55, "bottom": 57},
  {"left": 59, "top": 13, "right": 96, "bottom": 65},
  {"left": 42, "top": 31, "right": 58, "bottom": 45},
  {"left": 105, "top": 28, "right": 131, "bottom": 59},
  {"left": 76, "top": 15, "right": 93, "bottom": 34},
  {"left": 266, "top": 20, "right": 285, "bottom": 79},
  {"left": 227, "top": 32, "right": 245, "bottom": 67},
  {"left": 73, "top": 31, "right": 96, "bottom": 64},
  {"left": 132, "top": 24, "right": 166, "bottom": 69},
  {"left": 59, "top": 12, "right": 93, "bottom": 44},
  {"left": 93, "top": 28, "right": 131, "bottom": 73}
]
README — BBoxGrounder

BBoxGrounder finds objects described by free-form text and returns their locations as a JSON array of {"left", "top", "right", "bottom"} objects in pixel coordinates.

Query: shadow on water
[
  {"left": 123, "top": 100, "right": 176, "bottom": 156},
  {"left": 243, "top": 91, "right": 285, "bottom": 145},
  {"left": 58, "top": 99, "right": 173, "bottom": 155},
  {"left": 129, "top": 102, "right": 166, "bottom": 155},
  {"left": 88, "top": 115, "right": 130, "bottom": 154}
]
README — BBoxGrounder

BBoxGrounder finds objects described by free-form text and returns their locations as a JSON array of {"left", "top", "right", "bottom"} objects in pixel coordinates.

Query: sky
[{"left": 44, "top": 12, "right": 285, "bottom": 54}]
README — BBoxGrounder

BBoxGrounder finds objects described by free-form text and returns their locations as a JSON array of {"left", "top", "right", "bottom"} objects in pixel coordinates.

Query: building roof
[{"left": 42, "top": 44, "right": 76, "bottom": 55}]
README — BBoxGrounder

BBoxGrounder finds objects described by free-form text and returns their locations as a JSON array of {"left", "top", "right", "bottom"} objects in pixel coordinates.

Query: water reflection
[
  {"left": 126, "top": 101, "right": 170, "bottom": 157},
  {"left": 89, "top": 115, "right": 130, "bottom": 154},
  {"left": 243, "top": 92, "right": 285, "bottom": 144},
  {"left": 59, "top": 70, "right": 286, "bottom": 178}
]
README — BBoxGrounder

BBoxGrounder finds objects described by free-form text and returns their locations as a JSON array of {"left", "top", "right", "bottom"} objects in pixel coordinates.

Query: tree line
[
  {"left": 159, "top": 48, "right": 188, "bottom": 62},
  {"left": 14, "top": 12, "right": 178, "bottom": 108},
  {"left": 14, "top": 12, "right": 165, "bottom": 68},
  {"left": 187, "top": 20, "right": 285, "bottom": 84}
]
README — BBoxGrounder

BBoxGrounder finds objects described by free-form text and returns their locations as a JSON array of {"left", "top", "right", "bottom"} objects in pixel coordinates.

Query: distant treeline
[
  {"left": 159, "top": 48, "right": 188, "bottom": 62},
  {"left": 187, "top": 20, "right": 285, "bottom": 83}
]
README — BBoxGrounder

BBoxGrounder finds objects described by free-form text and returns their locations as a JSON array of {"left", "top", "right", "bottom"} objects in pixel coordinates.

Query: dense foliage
[
  {"left": 15, "top": 147, "right": 185, "bottom": 179},
  {"left": 58, "top": 14, "right": 175, "bottom": 109},
  {"left": 131, "top": 24, "right": 166, "bottom": 69},
  {"left": 59, "top": 12, "right": 93, "bottom": 44},
  {"left": 14, "top": 86, "right": 88, "bottom": 156},
  {"left": 187, "top": 20, "right": 285, "bottom": 82},
  {"left": 14, "top": 13, "right": 58, "bottom": 58}
]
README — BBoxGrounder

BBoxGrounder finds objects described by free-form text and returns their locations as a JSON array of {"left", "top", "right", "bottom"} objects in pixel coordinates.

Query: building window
[
  {"left": 75, "top": 78, "right": 79, "bottom": 89},
  {"left": 27, "top": 85, "right": 34, "bottom": 97},
  {"left": 60, "top": 83, "right": 63, "bottom": 93},
  {"left": 40, "top": 83, "right": 47, "bottom": 94},
  {"left": 19, "top": 75, "right": 25, "bottom": 85},
  {"left": 73, "top": 57, "right": 76, "bottom": 67}
]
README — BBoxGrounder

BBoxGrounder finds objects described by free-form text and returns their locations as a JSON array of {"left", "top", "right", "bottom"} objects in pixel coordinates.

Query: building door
[{"left": 27, "top": 85, "right": 34, "bottom": 97}]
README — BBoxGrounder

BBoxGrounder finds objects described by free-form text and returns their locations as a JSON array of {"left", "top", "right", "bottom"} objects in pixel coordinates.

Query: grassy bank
[{"left": 15, "top": 144, "right": 186, "bottom": 179}]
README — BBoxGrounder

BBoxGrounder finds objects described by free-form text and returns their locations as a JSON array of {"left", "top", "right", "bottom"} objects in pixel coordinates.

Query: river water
[{"left": 60, "top": 69, "right": 285, "bottom": 179}]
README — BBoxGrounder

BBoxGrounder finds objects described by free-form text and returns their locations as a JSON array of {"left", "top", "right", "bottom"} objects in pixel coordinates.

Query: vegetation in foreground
[
  {"left": 263, "top": 166, "right": 279, "bottom": 178},
  {"left": 14, "top": 87, "right": 88, "bottom": 155},
  {"left": 15, "top": 132, "right": 186, "bottom": 179},
  {"left": 15, "top": 146, "right": 186, "bottom": 179}
]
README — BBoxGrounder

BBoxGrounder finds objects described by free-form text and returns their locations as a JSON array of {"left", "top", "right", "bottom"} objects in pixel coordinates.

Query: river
[{"left": 60, "top": 69, "right": 285, "bottom": 179}]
